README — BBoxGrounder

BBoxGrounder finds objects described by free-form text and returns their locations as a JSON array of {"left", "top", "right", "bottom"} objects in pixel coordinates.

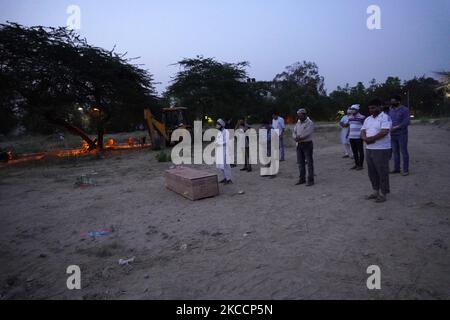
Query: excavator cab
[
  {"left": 162, "top": 107, "right": 189, "bottom": 133},
  {"left": 144, "top": 107, "right": 190, "bottom": 150}
]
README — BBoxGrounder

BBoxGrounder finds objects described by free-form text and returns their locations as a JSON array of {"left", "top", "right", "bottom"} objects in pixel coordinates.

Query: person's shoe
[
  {"left": 306, "top": 181, "right": 315, "bottom": 187},
  {"left": 296, "top": 180, "right": 306, "bottom": 185},
  {"left": 240, "top": 167, "right": 248, "bottom": 171},
  {"left": 350, "top": 165, "right": 358, "bottom": 170},
  {"left": 247, "top": 168, "right": 252, "bottom": 172},
  {"left": 224, "top": 180, "right": 233, "bottom": 185},
  {"left": 402, "top": 171, "right": 409, "bottom": 176},
  {"left": 390, "top": 170, "right": 401, "bottom": 174},
  {"left": 343, "top": 155, "right": 350, "bottom": 159},
  {"left": 365, "top": 193, "right": 379, "bottom": 200},
  {"left": 219, "top": 179, "right": 227, "bottom": 184},
  {"left": 375, "top": 195, "right": 387, "bottom": 203},
  {"left": 356, "top": 166, "right": 364, "bottom": 171},
  {"left": 230, "top": 164, "right": 237, "bottom": 168}
]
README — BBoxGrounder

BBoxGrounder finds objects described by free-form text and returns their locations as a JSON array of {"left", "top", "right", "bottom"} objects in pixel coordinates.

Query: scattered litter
[
  {"left": 243, "top": 232, "right": 252, "bottom": 237},
  {"left": 75, "top": 175, "right": 96, "bottom": 188},
  {"left": 238, "top": 190, "right": 245, "bottom": 195},
  {"left": 180, "top": 244, "right": 188, "bottom": 251},
  {"left": 118, "top": 257, "right": 135, "bottom": 266},
  {"left": 82, "top": 228, "right": 112, "bottom": 239}
]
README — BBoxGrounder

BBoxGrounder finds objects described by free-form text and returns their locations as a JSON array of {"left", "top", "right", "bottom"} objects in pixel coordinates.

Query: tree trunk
[
  {"left": 97, "top": 121, "right": 105, "bottom": 150},
  {"left": 46, "top": 116, "right": 97, "bottom": 151}
]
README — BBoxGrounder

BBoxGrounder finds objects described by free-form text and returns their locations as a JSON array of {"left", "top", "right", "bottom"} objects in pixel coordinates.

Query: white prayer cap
[
  {"left": 350, "top": 104, "right": 360, "bottom": 111},
  {"left": 297, "top": 108, "right": 307, "bottom": 114},
  {"left": 217, "top": 119, "right": 226, "bottom": 127}
]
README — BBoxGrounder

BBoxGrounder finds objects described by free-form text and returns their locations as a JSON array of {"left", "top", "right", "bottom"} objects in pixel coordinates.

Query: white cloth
[
  {"left": 272, "top": 117, "right": 285, "bottom": 134},
  {"left": 216, "top": 128, "right": 231, "bottom": 169},
  {"left": 362, "top": 112, "right": 392, "bottom": 150},
  {"left": 339, "top": 115, "right": 350, "bottom": 145}
]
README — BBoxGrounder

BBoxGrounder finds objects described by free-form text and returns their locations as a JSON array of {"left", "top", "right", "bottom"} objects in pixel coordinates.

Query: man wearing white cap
[
  {"left": 216, "top": 119, "right": 232, "bottom": 184},
  {"left": 292, "top": 108, "right": 315, "bottom": 186},
  {"left": 348, "top": 104, "right": 366, "bottom": 170},
  {"left": 339, "top": 108, "right": 353, "bottom": 158}
]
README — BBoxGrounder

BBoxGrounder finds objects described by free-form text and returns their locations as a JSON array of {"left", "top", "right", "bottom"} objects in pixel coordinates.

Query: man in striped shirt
[{"left": 348, "top": 104, "right": 366, "bottom": 170}]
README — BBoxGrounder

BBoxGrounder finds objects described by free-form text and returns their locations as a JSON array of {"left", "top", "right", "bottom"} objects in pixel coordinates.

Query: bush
[{"left": 156, "top": 151, "right": 171, "bottom": 162}]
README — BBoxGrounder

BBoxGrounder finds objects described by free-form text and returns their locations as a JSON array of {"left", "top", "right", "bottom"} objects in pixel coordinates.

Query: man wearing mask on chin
[
  {"left": 215, "top": 119, "right": 232, "bottom": 184},
  {"left": 361, "top": 99, "right": 392, "bottom": 203},
  {"left": 293, "top": 108, "right": 315, "bottom": 187}
]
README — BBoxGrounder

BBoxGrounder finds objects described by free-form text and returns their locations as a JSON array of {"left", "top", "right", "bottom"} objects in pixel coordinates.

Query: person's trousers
[
  {"left": 350, "top": 138, "right": 364, "bottom": 167},
  {"left": 244, "top": 147, "right": 252, "bottom": 170},
  {"left": 391, "top": 134, "right": 409, "bottom": 172},
  {"left": 366, "top": 149, "right": 391, "bottom": 195},
  {"left": 297, "top": 141, "right": 314, "bottom": 182},
  {"left": 222, "top": 164, "right": 232, "bottom": 181},
  {"left": 279, "top": 136, "right": 285, "bottom": 161},
  {"left": 344, "top": 143, "right": 352, "bottom": 157}
]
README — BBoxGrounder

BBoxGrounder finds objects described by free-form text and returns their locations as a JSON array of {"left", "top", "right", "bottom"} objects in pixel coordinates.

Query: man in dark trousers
[
  {"left": 348, "top": 104, "right": 366, "bottom": 170},
  {"left": 389, "top": 95, "right": 411, "bottom": 176},
  {"left": 361, "top": 99, "right": 392, "bottom": 203},
  {"left": 292, "top": 108, "right": 315, "bottom": 186}
]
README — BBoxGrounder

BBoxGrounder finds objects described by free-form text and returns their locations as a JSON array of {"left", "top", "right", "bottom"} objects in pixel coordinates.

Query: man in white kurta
[
  {"left": 216, "top": 119, "right": 232, "bottom": 184},
  {"left": 339, "top": 109, "right": 353, "bottom": 158}
]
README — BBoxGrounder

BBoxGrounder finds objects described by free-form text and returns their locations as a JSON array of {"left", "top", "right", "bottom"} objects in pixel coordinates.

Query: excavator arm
[{"left": 144, "top": 108, "right": 169, "bottom": 150}]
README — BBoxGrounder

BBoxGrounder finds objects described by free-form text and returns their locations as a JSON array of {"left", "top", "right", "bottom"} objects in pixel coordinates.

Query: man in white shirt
[
  {"left": 361, "top": 99, "right": 392, "bottom": 203},
  {"left": 215, "top": 119, "right": 232, "bottom": 184},
  {"left": 272, "top": 112, "right": 286, "bottom": 161}
]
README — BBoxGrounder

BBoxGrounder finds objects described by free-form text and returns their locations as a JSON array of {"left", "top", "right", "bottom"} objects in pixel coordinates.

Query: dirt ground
[{"left": 1, "top": 123, "right": 449, "bottom": 300}]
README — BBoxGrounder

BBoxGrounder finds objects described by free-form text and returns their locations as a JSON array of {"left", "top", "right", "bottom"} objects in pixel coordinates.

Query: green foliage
[
  {"left": 156, "top": 150, "right": 171, "bottom": 162},
  {"left": 0, "top": 22, "right": 156, "bottom": 143},
  {"left": 167, "top": 56, "right": 249, "bottom": 122}
]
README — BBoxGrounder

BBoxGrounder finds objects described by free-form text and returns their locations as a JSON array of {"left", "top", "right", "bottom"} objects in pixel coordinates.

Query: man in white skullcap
[
  {"left": 339, "top": 108, "right": 353, "bottom": 159},
  {"left": 215, "top": 119, "right": 232, "bottom": 184},
  {"left": 292, "top": 108, "right": 315, "bottom": 186}
]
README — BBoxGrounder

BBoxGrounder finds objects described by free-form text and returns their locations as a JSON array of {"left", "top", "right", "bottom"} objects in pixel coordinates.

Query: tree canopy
[
  {"left": 0, "top": 22, "right": 156, "bottom": 147},
  {"left": 1, "top": 22, "right": 448, "bottom": 140},
  {"left": 166, "top": 56, "right": 249, "bottom": 122}
]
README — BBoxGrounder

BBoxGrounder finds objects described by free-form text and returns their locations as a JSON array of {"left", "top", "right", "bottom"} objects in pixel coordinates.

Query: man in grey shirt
[{"left": 292, "top": 108, "right": 315, "bottom": 186}]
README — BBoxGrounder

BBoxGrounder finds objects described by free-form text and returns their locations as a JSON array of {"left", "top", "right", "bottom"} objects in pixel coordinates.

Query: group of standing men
[
  {"left": 339, "top": 95, "right": 411, "bottom": 202},
  {"left": 214, "top": 95, "right": 410, "bottom": 203}
]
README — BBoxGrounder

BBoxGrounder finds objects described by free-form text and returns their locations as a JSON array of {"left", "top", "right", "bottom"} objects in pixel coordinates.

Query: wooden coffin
[{"left": 165, "top": 166, "right": 219, "bottom": 201}]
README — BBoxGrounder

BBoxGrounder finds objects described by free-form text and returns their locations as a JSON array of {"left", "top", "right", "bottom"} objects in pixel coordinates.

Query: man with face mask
[
  {"left": 389, "top": 95, "right": 410, "bottom": 176},
  {"left": 215, "top": 119, "right": 232, "bottom": 184},
  {"left": 361, "top": 99, "right": 392, "bottom": 203},
  {"left": 293, "top": 109, "right": 315, "bottom": 186}
]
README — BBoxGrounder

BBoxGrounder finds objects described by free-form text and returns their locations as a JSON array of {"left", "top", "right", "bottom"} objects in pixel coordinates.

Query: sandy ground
[{"left": 0, "top": 123, "right": 449, "bottom": 300}]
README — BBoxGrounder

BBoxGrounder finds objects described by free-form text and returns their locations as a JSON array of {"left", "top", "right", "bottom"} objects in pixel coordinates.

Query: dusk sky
[{"left": 1, "top": 0, "right": 449, "bottom": 95}]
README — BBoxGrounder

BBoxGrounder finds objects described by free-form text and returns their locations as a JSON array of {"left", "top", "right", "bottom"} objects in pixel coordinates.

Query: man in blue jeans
[{"left": 389, "top": 95, "right": 410, "bottom": 176}]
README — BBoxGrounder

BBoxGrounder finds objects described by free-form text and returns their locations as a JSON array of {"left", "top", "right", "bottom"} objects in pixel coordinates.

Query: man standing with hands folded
[
  {"left": 293, "top": 108, "right": 315, "bottom": 187},
  {"left": 361, "top": 99, "right": 392, "bottom": 203}
]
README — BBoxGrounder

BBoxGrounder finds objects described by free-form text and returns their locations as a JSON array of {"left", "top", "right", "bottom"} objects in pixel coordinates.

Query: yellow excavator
[{"left": 144, "top": 107, "right": 190, "bottom": 150}]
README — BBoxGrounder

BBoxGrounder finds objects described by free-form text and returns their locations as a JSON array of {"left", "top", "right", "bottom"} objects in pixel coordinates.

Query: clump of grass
[{"left": 156, "top": 151, "right": 171, "bottom": 163}]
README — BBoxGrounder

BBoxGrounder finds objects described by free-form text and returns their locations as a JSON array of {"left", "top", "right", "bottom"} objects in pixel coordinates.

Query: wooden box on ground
[{"left": 165, "top": 166, "right": 219, "bottom": 201}]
